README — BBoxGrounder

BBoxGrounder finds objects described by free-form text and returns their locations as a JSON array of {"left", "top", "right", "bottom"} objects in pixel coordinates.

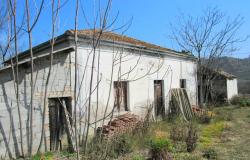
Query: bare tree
[
  {"left": 7, "top": 0, "right": 25, "bottom": 157},
  {"left": 170, "top": 7, "right": 246, "bottom": 106},
  {"left": 0, "top": 1, "right": 7, "bottom": 63},
  {"left": 37, "top": 0, "right": 61, "bottom": 153},
  {"left": 73, "top": 0, "right": 80, "bottom": 159},
  {"left": 24, "top": 0, "right": 44, "bottom": 155}
]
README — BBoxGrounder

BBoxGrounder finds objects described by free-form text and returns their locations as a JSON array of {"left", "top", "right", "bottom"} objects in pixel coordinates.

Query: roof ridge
[{"left": 66, "top": 29, "right": 183, "bottom": 54}]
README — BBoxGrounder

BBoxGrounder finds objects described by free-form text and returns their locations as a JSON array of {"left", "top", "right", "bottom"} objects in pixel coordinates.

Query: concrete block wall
[{"left": 0, "top": 52, "right": 72, "bottom": 159}]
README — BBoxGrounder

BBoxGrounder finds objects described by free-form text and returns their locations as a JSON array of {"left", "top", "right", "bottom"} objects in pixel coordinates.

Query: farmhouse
[{"left": 0, "top": 30, "right": 197, "bottom": 158}]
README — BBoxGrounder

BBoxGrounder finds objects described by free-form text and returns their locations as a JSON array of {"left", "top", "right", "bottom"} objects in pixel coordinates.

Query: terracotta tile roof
[
  {"left": 66, "top": 29, "right": 184, "bottom": 54},
  {"left": 3, "top": 29, "right": 194, "bottom": 65}
]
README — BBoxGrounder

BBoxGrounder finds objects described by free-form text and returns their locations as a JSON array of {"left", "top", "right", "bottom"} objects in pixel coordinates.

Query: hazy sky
[{"left": 20, "top": 0, "right": 250, "bottom": 58}]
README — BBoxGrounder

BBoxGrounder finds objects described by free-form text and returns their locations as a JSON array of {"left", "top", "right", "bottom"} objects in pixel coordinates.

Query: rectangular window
[
  {"left": 114, "top": 81, "right": 129, "bottom": 111},
  {"left": 180, "top": 79, "right": 187, "bottom": 89}
]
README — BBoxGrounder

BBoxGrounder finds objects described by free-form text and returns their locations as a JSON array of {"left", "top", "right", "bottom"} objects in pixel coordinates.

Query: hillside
[{"left": 215, "top": 56, "right": 250, "bottom": 94}]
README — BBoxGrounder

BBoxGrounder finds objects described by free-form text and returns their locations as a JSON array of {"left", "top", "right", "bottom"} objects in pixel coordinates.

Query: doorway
[
  {"left": 48, "top": 97, "right": 72, "bottom": 151},
  {"left": 154, "top": 80, "right": 165, "bottom": 117},
  {"left": 114, "top": 81, "right": 129, "bottom": 111}
]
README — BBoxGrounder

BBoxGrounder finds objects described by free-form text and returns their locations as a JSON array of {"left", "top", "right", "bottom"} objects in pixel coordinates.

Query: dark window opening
[
  {"left": 180, "top": 79, "right": 187, "bottom": 89},
  {"left": 114, "top": 81, "right": 129, "bottom": 111}
]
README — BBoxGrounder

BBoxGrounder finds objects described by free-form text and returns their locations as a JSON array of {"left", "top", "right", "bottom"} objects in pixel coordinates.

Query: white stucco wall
[
  {"left": 227, "top": 78, "right": 238, "bottom": 100},
  {"left": 74, "top": 45, "right": 197, "bottom": 126}
]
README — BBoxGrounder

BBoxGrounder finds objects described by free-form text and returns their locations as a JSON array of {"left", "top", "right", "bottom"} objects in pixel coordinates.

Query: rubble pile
[{"left": 97, "top": 113, "right": 141, "bottom": 139}]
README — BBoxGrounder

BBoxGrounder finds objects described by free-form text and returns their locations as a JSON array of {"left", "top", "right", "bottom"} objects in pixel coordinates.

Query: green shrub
[
  {"left": 149, "top": 137, "right": 172, "bottom": 152},
  {"left": 148, "top": 137, "right": 173, "bottom": 160},
  {"left": 202, "top": 148, "right": 217, "bottom": 159},
  {"left": 230, "top": 95, "right": 250, "bottom": 107}
]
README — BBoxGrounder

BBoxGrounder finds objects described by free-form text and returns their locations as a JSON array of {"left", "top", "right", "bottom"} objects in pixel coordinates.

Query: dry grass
[
  {"left": 30, "top": 106, "right": 250, "bottom": 160},
  {"left": 212, "top": 106, "right": 250, "bottom": 160}
]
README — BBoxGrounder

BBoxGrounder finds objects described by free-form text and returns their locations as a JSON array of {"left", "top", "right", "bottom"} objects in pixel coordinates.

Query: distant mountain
[{"left": 215, "top": 56, "right": 250, "bottom": 94}]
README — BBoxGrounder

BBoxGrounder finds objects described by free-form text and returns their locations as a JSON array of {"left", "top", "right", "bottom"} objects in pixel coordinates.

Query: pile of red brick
[{"left": 97, "top": 113, "right": 141, "bottom": 139}]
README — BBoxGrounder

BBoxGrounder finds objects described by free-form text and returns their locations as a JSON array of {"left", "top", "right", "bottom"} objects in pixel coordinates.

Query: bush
[
  {"left": 109, "top": 134, "right": 133, "bottom": 157},
  {"left": 196, "top": 110, "right": 212, "bottom": 124},
  {"left": 149, "top": 137, "right": 172, "bottom": 152},
  {"left": 148, "top": 137, "right": 173, "bottom": 160},
  {"left": 87, "top": 134, "right": 133, "bottom": 159},
  {"left": 170, "top": 123, "right": 187, "bottom": 142},
  {"left": 230, "top": 95, "right": 250, "bottom": 107},
  {"left": 202, "top": 148, "right": 217, "bottom": 159},
  {"left": 185, "top": 122, "right": 198, "bottom": 152}
]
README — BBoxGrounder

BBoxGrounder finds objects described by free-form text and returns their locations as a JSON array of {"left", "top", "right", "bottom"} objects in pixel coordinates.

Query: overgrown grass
[
  {"left": 34, "top": 105, "right": 250, "bottom": 160},
  {"left": 199, "top": 121, "right": 225, "bottom": 148}
]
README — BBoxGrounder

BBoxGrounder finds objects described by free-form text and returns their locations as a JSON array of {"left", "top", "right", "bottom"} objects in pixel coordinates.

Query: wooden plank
[{"left": 61, "top": 100, "right": 76, "bottom": 152}]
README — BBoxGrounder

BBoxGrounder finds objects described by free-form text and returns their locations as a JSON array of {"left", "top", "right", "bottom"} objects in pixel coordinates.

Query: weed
[
  {"left": 202, "top": 148, "right": 217, "bottom": 159},
  {"left": 32, "top": 152, "right": 53, "bottom": 160},
  {"left": 100, "top": 134, "right": 133, "bottom": 158},
  {"left": 185, "top": 122, "right": 198, "bottom": 152},
  {"left": 215, "top": 111, "right": 234, "bottom": 122},
  {"left": 173, "top": 152, "right": 202, "bottom": 160},
  {"left": 196, "top": 111, "right": 212, "bottom": 124},
  {"left": 86, "top": 134, "right": 133, "bottom": 159},
  {"left": 170, "top": 121, "right": 187, "bottom": 142},
  {"left": 131, "top": 154, "right": 145, "bottom": 160},
  {"left": 148, "top": 136, "right": 173, "bottom": 160}
]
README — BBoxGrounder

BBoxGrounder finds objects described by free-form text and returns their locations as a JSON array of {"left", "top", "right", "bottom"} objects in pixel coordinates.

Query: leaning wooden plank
[
  {"left": 62, "top": 100, "right": 76, "bottom": 152},
  {"left": 170, "top": 88, "right": 193, "bottom": 121}
]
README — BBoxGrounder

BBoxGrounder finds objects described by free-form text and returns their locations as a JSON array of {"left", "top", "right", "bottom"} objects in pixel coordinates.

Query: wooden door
[
  {"left": 114, "top": 81, "right": 128, "bottom": 111},
  {"left": 154, "top": 80, "right": 165, "bottom": 117}
]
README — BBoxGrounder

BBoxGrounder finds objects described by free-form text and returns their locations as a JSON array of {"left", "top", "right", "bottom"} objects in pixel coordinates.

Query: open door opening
[
  {"left": 48, "top": 97, "right": 73, "bottom": 151},
  {"left": 114, "top": 81, "right": 129, "bottom": 111},
  {"left": 154, "top": 80, "right": 165, "bottom": 117}
]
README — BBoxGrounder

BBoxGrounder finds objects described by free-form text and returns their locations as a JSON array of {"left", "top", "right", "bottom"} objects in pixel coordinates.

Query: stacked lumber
[
  {"left": 170, "top": 88, "right": 194, "bottom": 121},
  {"left": 97, "top": 113, "right": 141, "bottom": 139}
]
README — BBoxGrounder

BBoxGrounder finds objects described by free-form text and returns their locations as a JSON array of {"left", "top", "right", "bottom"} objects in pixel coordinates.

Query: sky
[{"left": 16, "top": 0, "right": 250, "bottom": 58}]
